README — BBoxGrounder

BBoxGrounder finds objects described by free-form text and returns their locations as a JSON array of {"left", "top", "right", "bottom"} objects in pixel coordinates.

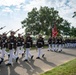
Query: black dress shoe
[
  {"left": 6, "top": 63, "right": 12, "bottom": 66},
  {"left": 51, "top": 50, "right": 54, "bottom": 52},
  {"left": 31, "top": 55, "right": 34, "bottom": 59},
  {"left": 16, "top": 57, "right": 19, "bottom": 62},
  {"left": 1, "top": 58, "right": 4, "bottom": 62},
  {"left": 8, "top": 54, "right": 10, "bottom": 58},
  {"left": 0, "top": 58, "right": 4, "bottom": 64},
  {"left": 59, "top": 50, "right": 62, "bottom": 52},
  {"left": 24, "top": 51, "right": 25, "bottom": 53},
  {"left": 54, "top": 50, "right": 57, "bottom": 52},
  {"left": 24, "top": 59, "right": 28, "bottom": 62},
  {"left": 36, "top": 57, "right": 40, "bottom": 59},
  {"left": 42, "top": 54, "right": 45, "bottom": 57},
  {"left": 0, "top": 61, "right": 2, "bottom": 64},
  {"left": 22, "top": 53, "right": 24, "bottom": 57}
]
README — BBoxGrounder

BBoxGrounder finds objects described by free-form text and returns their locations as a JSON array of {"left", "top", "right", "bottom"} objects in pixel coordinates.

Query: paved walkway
[{"left": 0, "top": 48, "right": 76, "bottom": 75}]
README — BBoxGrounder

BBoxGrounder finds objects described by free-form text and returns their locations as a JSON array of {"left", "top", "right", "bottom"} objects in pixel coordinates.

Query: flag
[{"left": 52, "top": 24, "right": 58, "bottom": 37}]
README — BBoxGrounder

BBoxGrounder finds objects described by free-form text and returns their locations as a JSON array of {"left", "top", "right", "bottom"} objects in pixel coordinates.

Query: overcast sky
[{"left": 0, "top": 0, "right": 76, "bottom": 35}]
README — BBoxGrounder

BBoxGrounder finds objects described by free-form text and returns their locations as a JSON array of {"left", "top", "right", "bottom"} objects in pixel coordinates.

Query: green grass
[{"left": 41, "top": 59, "right": 76, "bottom": 75}]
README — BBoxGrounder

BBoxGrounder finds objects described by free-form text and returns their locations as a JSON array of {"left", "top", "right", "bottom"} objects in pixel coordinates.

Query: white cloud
[
  {"left": 0, "top": 16, "right": 24, "bottom": 35},
  {"left": 23, "top": 0, "right": 46, "bottom": 12},
  {"left": 2, "top": 7, "right": 13, "bottom": 13},
  {"left": 0, "top": 0, "right": 25, "bottom": 6},
  {"left": 0, "top": 0, "right": 25, "bottom": 12},
  {"left": 21, "top": 0, "right": 76, "bottom": 27},
  {"left": 0, "top": 0, "right": 76, "bottom": 34},
  {"left": 68, "top": 0, "right": 76, "bottom": 9},
  {"left": 56, "top": 0, "right": 76, "bottom": 27}
]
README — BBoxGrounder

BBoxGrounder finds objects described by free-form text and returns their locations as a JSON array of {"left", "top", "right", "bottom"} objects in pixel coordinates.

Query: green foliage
[
  {"left": 21, "top": 6, "right": 73, "bottom": 37},
  {"left": 61, "top": 20, "right": 71, "bottom": 36},
  {"left": 70, "top": 26, "right": 76, "bottom": 37},
  {"left": 41, "top": 59, "right": 76, "bottom": 75}
]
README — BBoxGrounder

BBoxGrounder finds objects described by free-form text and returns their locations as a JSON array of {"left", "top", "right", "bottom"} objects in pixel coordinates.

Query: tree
[
  {"left": 60, "top": 20, "right": 71, "bottom": 37},
  {"left": 21, "top": 6, "right": 72, "bottom": 37},
  {"left": 22, "top": 8, "right": 39, "bottom": 35},
  {"left": 21, "top": 6, "right": 64, "bottom": 36},
  {"left": 70, "top": 26, "right": 76, "bottom": 37}
]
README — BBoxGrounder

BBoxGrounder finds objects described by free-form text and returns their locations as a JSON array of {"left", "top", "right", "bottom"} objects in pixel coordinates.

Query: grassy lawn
[{"left": 41, "top": 59, "right": 76, "bottom": 75}]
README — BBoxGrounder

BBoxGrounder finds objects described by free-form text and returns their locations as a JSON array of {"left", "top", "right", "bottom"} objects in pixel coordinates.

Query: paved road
[{"left": 0, "top": 48, "right": 76, "bottom": 75}]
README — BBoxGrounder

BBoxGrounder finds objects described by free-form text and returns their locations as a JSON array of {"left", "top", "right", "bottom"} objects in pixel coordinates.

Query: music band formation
[{"left": 0, "top": 31, "right": 76, "bottom": 66}]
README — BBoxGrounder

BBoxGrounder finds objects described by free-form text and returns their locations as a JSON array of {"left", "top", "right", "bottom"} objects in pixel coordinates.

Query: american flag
[{"left": 52, "top": 24, "right": 58, "bottom": 37}]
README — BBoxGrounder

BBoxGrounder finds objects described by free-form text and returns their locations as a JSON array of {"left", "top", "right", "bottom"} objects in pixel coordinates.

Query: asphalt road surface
[{"left": 0, "top": 48, "right": 76, "bottom": 75}]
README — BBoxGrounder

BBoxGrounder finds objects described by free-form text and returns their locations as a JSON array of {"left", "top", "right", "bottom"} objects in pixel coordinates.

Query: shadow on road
[
  {"left": 57, "top": 50, "right": 76, "bottom": 57},
  {"left": 39, "top": 57, "right": 56, "bottom": 67},
  {"left": 19, "top": 58, "right": 44, "bottom": 75},
  {"left": 0, "top": 62, "right": 8, "bottom": 75}
]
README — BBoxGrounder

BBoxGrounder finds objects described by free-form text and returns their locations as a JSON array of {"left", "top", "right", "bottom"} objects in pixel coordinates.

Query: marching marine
[
  {"left": 36, "top": 34, "right": 45, "bottom": 59},
  {"left": 6, "top": 31, "right": 19, "bottom": 66},
  {"left": 24, "top": 32, "right": 33, "bottom": 61},
  {"left": 0, "top": 33, "right": 8, "bottom": 64},
  {"left": 48, "top": 35, "right": 52, "bottom": 51}
]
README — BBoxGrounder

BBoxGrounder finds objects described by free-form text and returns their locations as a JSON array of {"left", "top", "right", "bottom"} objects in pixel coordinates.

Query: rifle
[
  {"left": 6, "top": 29, "right": 13, "bottom": 35},
  {"left": 3, "top": 31, "right": 7, "bottom": 33},
  {"left": 0, "top": 26, "right": 6, "bottom": 30},
  {"left": 14, "top": 28, "right": 22, "bottom": 34},
  {"left": 21, "top": 32, "right": 24, "bottom": 35}
]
